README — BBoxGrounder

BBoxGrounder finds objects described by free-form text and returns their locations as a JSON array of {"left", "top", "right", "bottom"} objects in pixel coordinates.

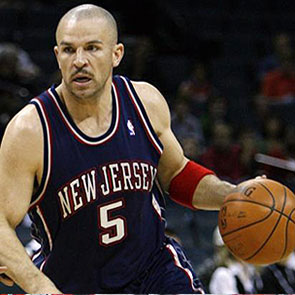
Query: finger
[
  {"left": 0, "top": 266, "right": 8, "bottom": 273},
  {"left": 255, "top": 174, "right": 267, "bottom": 180},
  {"left": 0, "top": 275, "right": 14, "bottom": 287}
]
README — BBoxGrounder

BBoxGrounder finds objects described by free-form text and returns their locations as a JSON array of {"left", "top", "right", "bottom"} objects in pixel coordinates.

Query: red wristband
[{"left": 169, "top": 161, "right": 214, "bottom": 209}]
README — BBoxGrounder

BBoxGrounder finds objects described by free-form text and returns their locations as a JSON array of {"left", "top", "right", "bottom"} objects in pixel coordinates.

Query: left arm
[{"left": 132, "top": 81, "right": 236, "bottom": 210}]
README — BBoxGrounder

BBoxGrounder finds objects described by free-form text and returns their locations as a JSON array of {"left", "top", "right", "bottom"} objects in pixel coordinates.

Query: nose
[{"left": 73, "top": 48, "right": 88, "bottom": 68}]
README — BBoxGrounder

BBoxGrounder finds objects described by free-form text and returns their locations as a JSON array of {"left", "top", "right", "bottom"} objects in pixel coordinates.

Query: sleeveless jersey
[{"left": 28, "top": 75, "right": 166, "bottom": 292}]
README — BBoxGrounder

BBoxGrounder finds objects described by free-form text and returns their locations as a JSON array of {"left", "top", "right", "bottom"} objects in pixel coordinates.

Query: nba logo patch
[{"left": 127, "top": 119, "right": 135, "bottom": 136}]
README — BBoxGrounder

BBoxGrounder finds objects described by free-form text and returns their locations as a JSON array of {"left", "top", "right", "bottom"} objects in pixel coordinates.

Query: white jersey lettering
[
  {"left": 109, "top": 163, "right": 122, "bottom": 192},
  {"left": 71, "top": 178, "right": 83, "bottom": 211},
  {"left": 101, "top": 166, "right": 110, "bottom": 196},
  {"left": 82, "top": 169, "right": 97, "bottom": 202},
  {"left": 120, "top": 162, "right": 134, "bottom": 190},
  {"left": 133, "top": 162, "right": 141, "bottom": 189},
  {"left": 58, "top": 187, "right": 72, "bottom": 219},
  {"left": 141, "top": 163, "right": 149, "bottom": 190},
  {"left": 58, "top": 161, "right": 158, "bottom": 220}
]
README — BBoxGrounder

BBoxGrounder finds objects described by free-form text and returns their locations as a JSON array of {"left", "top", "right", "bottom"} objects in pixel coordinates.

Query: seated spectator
[
  {"left": 280, "top": 126, "right": 295, "bottom": 188},
  {"left": 181, "top": 137, "right": 202, "bottom": 161},
  {"left": 131, "top": 36, "right": 155, "bottom": 81},
  {"left": 201, "top": 95, "right": 229, "bottom": 141},
  {"left": 209, "top": 227, "right": 259, "bottom": 294},
  {"left": 200, "top": 122, "right": 246, "bottom": 183},
  {"left": 177, "top": 60, "right": 216, "bottom": 115},
  {"left": 118, "top": 35, "right": 156, "bottom": 83},
  {"left": 238, "top": 128, "right": 259, "bottom": 179},
  {"left": 249, "top": 93, "right": 271, "bottom": 137},
  {"left": 258, "top": 32, "right": 293, "bottom": 81},
  {"left": 171, "top": 98, "right": 204, "bottom": 147},
  {"left": 261, "top": 54, "right": 295, "bottom": 103},
  {"left": 285, "top": 126, "right": 295, "bottom": 162},
  {"left": 0, "top": 42, "right": 44, "bottom": 99},
  {"left": 198, "top": 225, "right": 232, "bottom": 292},
  {"left": 261, "top": 116, "right": 286, "bottom": 154},
  {"left": 0, "top": 88, "right": 25, "bottom": 140},
  {"left": 258, "top": 116, "right": 288, "bottom": 181},
  {"left": 257, "top": 252, "right": 295, "bottom": 294}
]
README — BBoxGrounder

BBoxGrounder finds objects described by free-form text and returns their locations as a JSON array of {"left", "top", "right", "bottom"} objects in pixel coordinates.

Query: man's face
[{"left": 54, "top": 17, "right": 123, "bottom": 100}]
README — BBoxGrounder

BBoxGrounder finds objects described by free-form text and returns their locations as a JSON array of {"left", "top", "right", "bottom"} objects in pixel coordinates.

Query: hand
[
  {"left": 235, "top": 175, "right": 267, "bottom": 192},
  {"left": 0, "top": 266, "right": 14, "bottom": 287},
  {"left": 254, "top": 174, "right": 267, "bottom": 180}
]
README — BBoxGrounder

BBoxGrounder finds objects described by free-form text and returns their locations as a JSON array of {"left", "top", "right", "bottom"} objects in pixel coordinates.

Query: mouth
[{"left": 72, "top": 75, "right": 92, "bottom": 86}]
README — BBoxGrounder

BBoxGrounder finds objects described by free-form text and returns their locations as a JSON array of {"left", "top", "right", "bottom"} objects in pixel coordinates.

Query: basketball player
[{"left": 0, "top": 4, "right": 242, "bottom": 293}]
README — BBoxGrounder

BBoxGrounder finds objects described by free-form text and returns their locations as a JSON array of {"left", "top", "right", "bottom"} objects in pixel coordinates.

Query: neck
[
  {"left": 55, "top": 79, "right": 113, "bottom": 137},
  {"left": 56, "top": 79, "right": 113, "bottom": 121}
]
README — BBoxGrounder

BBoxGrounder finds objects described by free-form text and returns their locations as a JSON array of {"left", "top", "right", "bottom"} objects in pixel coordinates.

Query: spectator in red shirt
[
  {"left": 259, "top": 116, "right": 288, "bottom": 181},
  {"left": 178, "top": 61, "right": 212, "bottom": 104},
  {"left": 200, "top": 122, "right": 247, "bottom": 183},
  {"left": 262, "top": 55, "right": 295, "bottom": 103},
  {"left": 177, "top": 61, "right": 217, "bottom": 116},
  {"left": 257, "top": 32, "right": 293, "bottom": 81}
]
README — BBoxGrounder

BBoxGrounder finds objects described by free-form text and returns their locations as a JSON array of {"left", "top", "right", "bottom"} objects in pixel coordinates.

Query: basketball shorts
[
  {"left": 119, "top": 236, "right": 205, "bottom": 294},
  {"left": 33, "top": 237, "right": 204, "bottom": 294}
]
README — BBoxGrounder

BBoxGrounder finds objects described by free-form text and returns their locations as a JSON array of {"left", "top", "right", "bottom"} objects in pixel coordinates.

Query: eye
[
  {"left": 86, "top": 45, "right": 99, "bottom": 52},
  {"left": 63, "top": 47, "right": 74, "bottom": 54}
]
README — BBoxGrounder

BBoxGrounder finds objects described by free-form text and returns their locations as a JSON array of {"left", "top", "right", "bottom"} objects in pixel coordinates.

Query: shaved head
[
  {"left": 56, "top": 4, "right": 118, "bottom": 45},
  {"left": 53, "top": 4, "right": 124, "bottom": 101}
]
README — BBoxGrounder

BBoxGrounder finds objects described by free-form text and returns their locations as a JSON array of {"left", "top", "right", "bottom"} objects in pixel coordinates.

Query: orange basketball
[{"left": 218, "top": 178, "right": 295, "bottom": 265}]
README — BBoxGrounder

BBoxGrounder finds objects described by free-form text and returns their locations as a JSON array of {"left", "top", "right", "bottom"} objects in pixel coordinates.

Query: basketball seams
[
  {"left": 223, "top": 199, "right": 295, "bottom": 225},
  {"left": 245, "top": 185, "right": 288, "bottom": 261},
  {"left": 221, "top": 206, "right": 273, "bottom": 238},
  {"left": 219, "top": 179, "right": 295, "bottom": 264},
  {"left": 245, "top": 211, "right": 282, "bottom": 261},
  {"left": 284, "top": 207, "right": 295, "bottom": 259},
  {"left": 224, "top": 198, "right": 272, "bottom": 209},
  {"left": 281, "top": 187, "right": 288, "bottom": 259},
  {"left": 257, "top": 181, "right": 276, "bottom": 208},
  {"left": 222, "top": 184, "right": 295, "bottom": 237},
  {"left": 282, "top": 188, "right": 295, "bottom": 259}
]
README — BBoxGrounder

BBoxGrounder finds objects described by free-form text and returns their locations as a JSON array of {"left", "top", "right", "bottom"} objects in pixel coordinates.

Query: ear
[
  {"left": 113, "top": 43, "right": 124, "bottom": 68},
  {"left": 54, "top": 45, "right": 61, "bottom": 69}
]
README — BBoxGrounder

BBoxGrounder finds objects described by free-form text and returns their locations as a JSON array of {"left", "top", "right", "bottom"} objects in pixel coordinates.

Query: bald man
[{"left": 0, "top": 4, "right": 243, "bottom": 293}]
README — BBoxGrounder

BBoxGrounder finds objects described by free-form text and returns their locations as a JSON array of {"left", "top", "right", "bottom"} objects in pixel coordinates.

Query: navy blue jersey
[{"left": 28, "top": 75, "right": 167, "bottom": 292}]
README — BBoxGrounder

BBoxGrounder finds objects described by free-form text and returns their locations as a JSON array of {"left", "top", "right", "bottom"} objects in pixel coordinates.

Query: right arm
[
  {"left": 133, "top": 81, "right": 236, "bottom": 210},
  {"left": 0, "top": 105, "right": 60, "bottom": 293}
]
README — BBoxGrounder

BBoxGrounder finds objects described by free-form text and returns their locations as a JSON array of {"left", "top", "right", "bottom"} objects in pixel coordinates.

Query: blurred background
[{"left": 2, "top": 0, "right": 295, "bottom": 293}]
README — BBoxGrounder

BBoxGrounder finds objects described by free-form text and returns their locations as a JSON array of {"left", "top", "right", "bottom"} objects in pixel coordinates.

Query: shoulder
[
  {"left": 1, "top": 104, "right": 42, "bottom": 165},
  {"left": 4, "top": 104, "right": 41, "bottom": 142},
  {"left": 131, "top": 80, "right": 170, "bottom": 136}
]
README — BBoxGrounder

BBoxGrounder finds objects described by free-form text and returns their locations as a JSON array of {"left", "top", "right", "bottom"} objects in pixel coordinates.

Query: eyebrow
[{"left": 59, "top": 40, "right": 103, "bottom": 46}]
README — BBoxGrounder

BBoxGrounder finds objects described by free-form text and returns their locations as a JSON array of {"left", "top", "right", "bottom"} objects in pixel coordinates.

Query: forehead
[{"left": 57, "top": 18, "right": 110, "bottom": 45}]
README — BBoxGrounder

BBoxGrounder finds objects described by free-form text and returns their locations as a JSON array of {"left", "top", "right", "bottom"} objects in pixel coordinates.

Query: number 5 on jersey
[{"left": 98, "top": 199, "right": 127, "bottom": 246}]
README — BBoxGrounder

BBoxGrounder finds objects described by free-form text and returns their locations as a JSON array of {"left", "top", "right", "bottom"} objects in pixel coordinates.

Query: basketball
[{"left": 218, "top": 178, "right": 295, "bottom": 265}]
